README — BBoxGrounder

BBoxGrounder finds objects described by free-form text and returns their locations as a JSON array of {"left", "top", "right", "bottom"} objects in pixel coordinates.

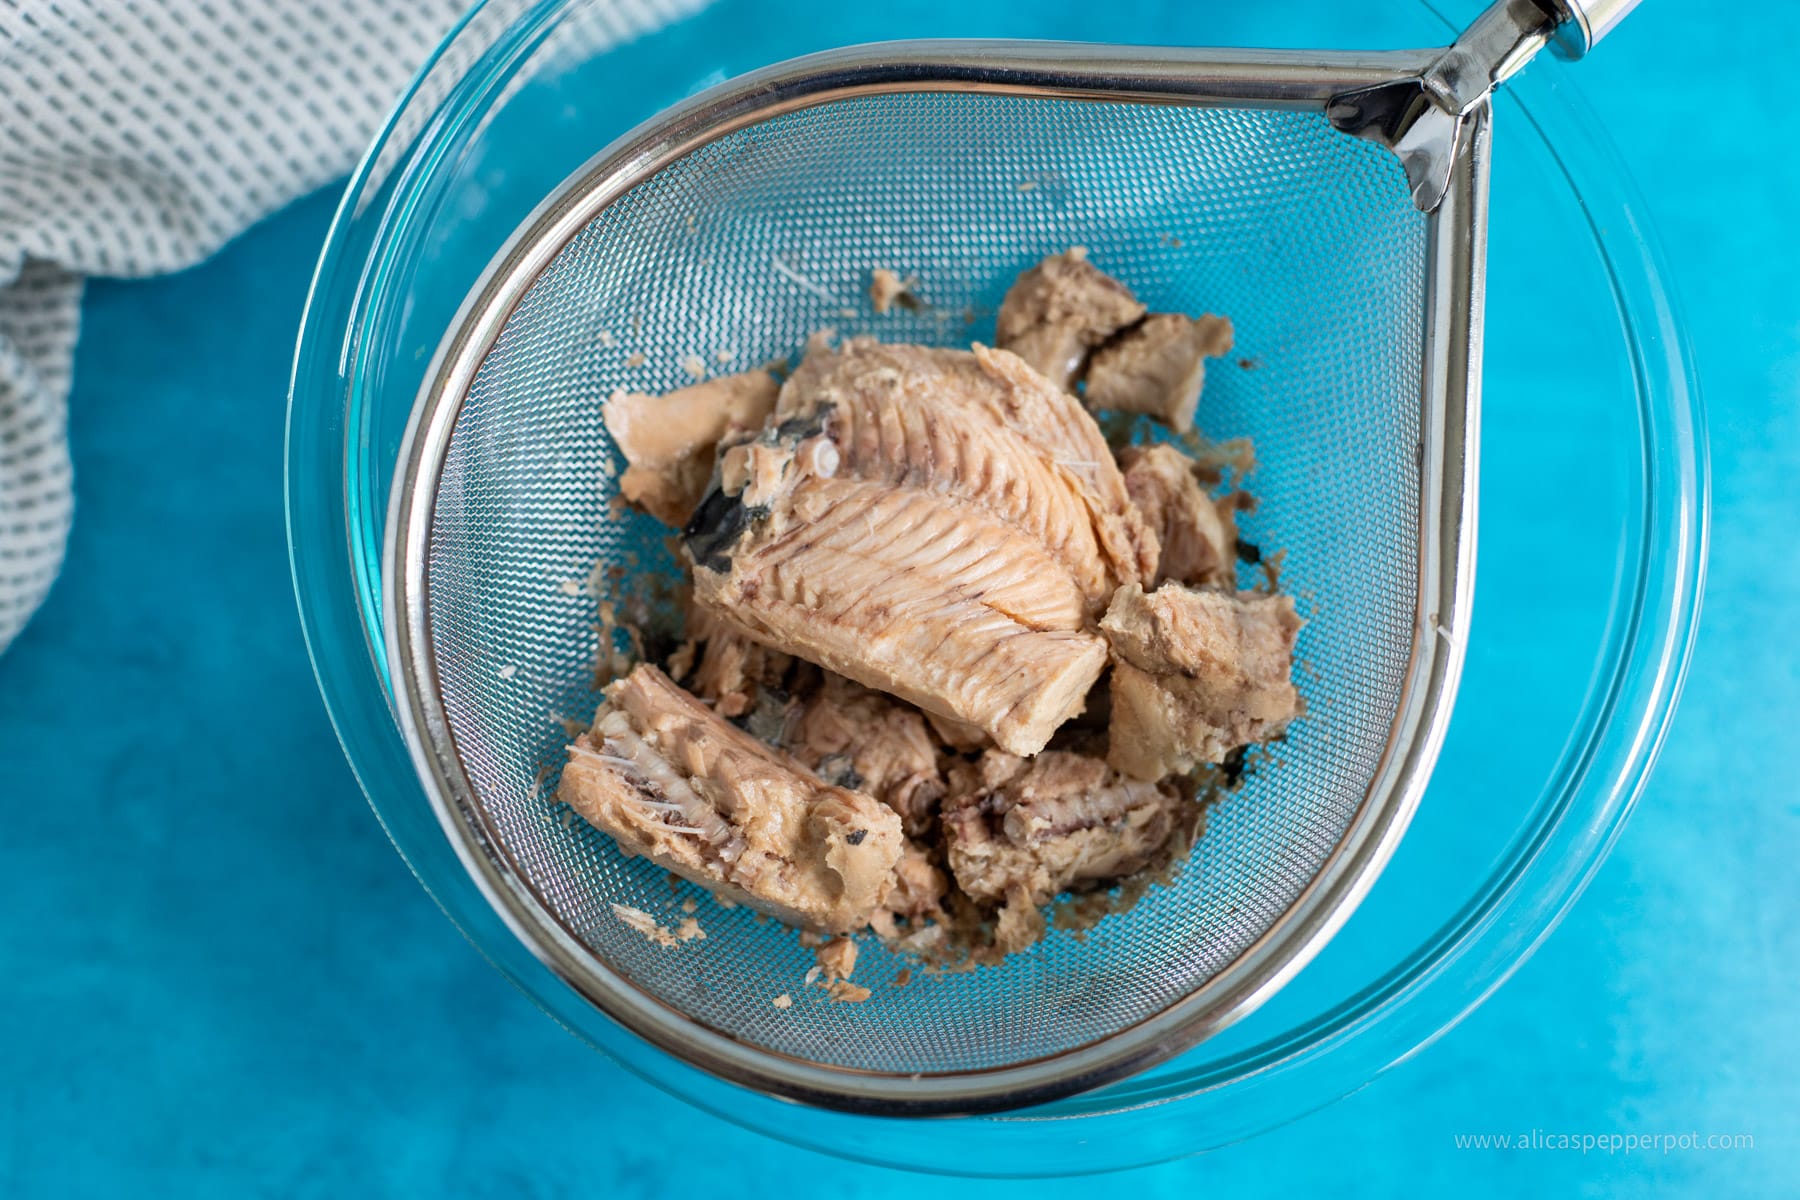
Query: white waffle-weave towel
[{"left": 0, "top": 0, "right": 693, "bottom": 652}]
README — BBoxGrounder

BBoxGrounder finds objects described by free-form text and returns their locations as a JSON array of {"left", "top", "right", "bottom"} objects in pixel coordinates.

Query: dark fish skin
[
  {"left": 681, "top": 409, "right": 834, "bottom": 571},
  {"left": 683, "top": 486, "right": 765, "bottom": 573}
]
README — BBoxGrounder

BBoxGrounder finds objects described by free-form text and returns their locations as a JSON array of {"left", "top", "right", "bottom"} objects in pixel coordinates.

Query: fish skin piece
[
  {"left": 940, "top": 749, "right": 1185, "bottom": 907},
  {"left": 690, "top": 468, "right": 1109, "bottom": 757},
  {"left": 558, "top": 664, "right": 903, "bottom": 934},
  {"left": 1101, "top": 583, "right": 1303, "bottom": 780}
]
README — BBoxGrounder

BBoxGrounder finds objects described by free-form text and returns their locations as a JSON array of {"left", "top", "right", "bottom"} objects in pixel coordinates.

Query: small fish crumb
[
  {"left": 868, "top": 268, "right": 920, "bottom": 315},
  {"left": 892, "top": 968, "right": 912, "bottom": 988},
  {"left": 557, "top": 578, "right": 584, "bottom": 596},
  {"left": 1015, "top": 179, "right": 1037, "bottom": 193},
  {"left": 680, "top": 897, "right": 698, "bottom": 914},
  {"left": 681, "top": 354, "right": 708, "bottom": 380},
  {"left": 815, "top": 937, "right": 858, "bottom": 983},
  {"left": 803, "top": 964, "right": 822, "bottom": 987},
  {"left": 625, "top": 351, "right": 648, "bottom": 368},
  {"left": 497, "top": 664, "right": 517, "bottom": 679},
  {"left": 772, "top": 993, "right": 793, "bottom": 1009},
  {"left": 611, "top": 903, "right": 693, "bottom": 949},
  {"left": 714, "top": 347, "right": 737, "bottom": 364},
  {"left": 825, "top": 980, "right": 872, "bottom": 1004},
  {"left": 598, "top": 329, "right": 616, "bottom": 347}
]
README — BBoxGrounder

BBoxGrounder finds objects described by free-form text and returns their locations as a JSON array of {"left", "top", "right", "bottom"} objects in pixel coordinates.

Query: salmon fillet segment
[
  {"left": 558, "top": 664, "right": 903, "bottom": 933},
  {"left": 603, "top": 370, "right": 778, "bottom": 525},
  {"left": 683, "top": 340, "right": 1160, "bottom": 755},
  {"left": 1101, "top": 584, "right": 1303, "bottom": 780},
  {"left": 689, "top": 465, "right": 1108, "bottom": 757},
  {"left": 776, "top": 337, "right": 1157, "bottom": 605},
  {"left": 1085, "top": 312, "right": 1234, "bottom": 433},
  {"left": 940, "top": 750, "right": 1185, "bottom": 908},
  {"left": 995, "top": 247, "right": 1146, "bottom": 389}
]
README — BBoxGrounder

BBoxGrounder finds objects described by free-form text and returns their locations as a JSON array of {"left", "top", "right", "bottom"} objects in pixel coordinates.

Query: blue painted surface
[{"left": 1, "top": 3, "right": 1795, "bottom": 1196}]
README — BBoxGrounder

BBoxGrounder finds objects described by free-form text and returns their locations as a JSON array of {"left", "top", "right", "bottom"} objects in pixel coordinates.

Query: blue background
[{"left": 1, "top": 4, "right": 1795, "bottom": 1196}]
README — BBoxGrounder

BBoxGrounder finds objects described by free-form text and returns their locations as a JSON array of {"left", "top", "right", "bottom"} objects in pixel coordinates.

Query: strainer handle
[
  {"left": 1543, "top": 0, "right": 1643, "bottom": 59},
  {"left": 1329, "top": 0, "right": 1642, "bottom": 210}
]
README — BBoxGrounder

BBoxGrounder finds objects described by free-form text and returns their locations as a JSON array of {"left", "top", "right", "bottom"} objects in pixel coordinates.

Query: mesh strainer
[{"left": 385, "top": 0, "right": 1638, "bottom": 1114}]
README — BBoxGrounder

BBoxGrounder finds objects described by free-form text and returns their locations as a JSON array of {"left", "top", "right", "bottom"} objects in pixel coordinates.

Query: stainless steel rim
[{"left": 383, "top": 39, "right": 1483, "bottom": 1116}]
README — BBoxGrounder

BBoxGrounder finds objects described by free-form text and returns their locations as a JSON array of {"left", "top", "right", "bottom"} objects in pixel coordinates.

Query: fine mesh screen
[{"left": 425, "top": 93, "right": 1425, "bottom": 1075}]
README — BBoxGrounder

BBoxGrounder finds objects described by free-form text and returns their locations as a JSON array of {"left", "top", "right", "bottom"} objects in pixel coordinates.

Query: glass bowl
[{"left": 286, "top": 0, "right": 1705, "bottom": 1175}]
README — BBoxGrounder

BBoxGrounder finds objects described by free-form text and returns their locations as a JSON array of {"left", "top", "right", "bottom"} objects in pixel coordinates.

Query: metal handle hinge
[{"left": 1328, "top": 0, "right": 1636, "bottom": 211}]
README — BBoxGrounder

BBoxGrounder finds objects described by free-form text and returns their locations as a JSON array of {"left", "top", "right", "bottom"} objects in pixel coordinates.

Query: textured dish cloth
[{"left": 0, "top": 0, "right": 695, "bottom": 652}]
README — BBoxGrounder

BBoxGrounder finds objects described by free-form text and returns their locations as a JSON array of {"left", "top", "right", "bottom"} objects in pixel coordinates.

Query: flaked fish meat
[
  {"left": 995, "top": 246, "right": 1145, "bottom": 389},
  {"left": 1101, "top": 583, "right": 1303, "bottom": 780},
  {"left": 1085, "top": 313, "right": 1234, "bottom": 433},
  {"left": 1119, "top": 443, "right": 1238, "bottom": 589},
  {"left": 558, "top": 664, "right": 903, "bottom": 933},
  {"left": 782, "top": 671, "right": 947, "bottom": 836},
  {"left": 603, "top": 369, "right": 778, "bottom": 525},
  {"left": 940, "top": 750, "right": 1185, "bottom": 908}
]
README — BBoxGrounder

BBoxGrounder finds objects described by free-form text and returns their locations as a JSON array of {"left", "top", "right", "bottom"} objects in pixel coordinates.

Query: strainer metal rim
[{"left": 383, "top": 39, "right": 1483, "bottom": 1115}]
